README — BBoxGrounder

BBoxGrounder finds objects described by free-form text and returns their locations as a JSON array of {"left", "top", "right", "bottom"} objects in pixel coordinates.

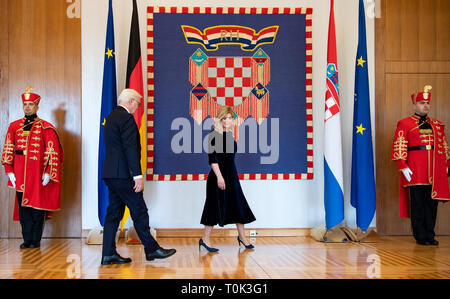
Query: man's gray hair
[{"left": 117, "top": 89, "right": 142, "bottom": 104}]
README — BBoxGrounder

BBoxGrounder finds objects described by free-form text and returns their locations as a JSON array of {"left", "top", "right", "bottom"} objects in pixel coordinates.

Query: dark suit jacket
[{"left": 102, "top": 106, "right": 142, "bottom": 179}]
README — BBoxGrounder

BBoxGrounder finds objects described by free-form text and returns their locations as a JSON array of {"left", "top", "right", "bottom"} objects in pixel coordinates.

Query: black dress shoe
[
  {"left": 20, "top": 242, "right": 32, "bottom": 249},
  {"left": 428, "top": 239, "right": 439, "bottom": 246},
  {"left": 101, "top": 253, "right": 132, "bottom": 265},
  {"left": 416, "top": 240, "right": 431, "bottom": 245},
  {"left": 29, "top": 242, "right": 40, "bottom": 248},
  {"left": 146, "top": 248, "right": 176, "bottom": 261}
]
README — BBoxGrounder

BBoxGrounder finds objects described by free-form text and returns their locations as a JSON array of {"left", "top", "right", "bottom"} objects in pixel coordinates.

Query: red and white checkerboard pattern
[
  {"left": 325, "top": 96, "right": 340, "bottom": 121},
  {"left": 147, "top": 6, "right": 314, "bottom": 181},
  {"left": 207, "top": 57, "right": 252, "bottom": 107}
]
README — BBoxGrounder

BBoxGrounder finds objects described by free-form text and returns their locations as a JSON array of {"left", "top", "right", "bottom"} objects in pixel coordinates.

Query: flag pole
[
  {"left": 87, "top": 0, "right": 118, "bottom": 245},
  {"left": 320, "top": 0, "right": 347, "bottom": 243},
  {"left": 122, "top": 0, "right": 156, "bottom": 244},
  {"left": 349, "top": 0, "right": 379, "bottom": 243}
]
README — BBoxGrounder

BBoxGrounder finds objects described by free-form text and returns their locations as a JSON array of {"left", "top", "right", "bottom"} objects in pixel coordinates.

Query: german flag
[{"left": 121, "top": 0, "right": 146, "bottom": 233}]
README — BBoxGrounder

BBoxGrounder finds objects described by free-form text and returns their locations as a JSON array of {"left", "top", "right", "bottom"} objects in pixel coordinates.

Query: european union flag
[
  {"left": 98, "top": 0, "right": 117, "bottom": 226},
  {"left": 351, "top": 0, "right": 376, "bottom": 232}
]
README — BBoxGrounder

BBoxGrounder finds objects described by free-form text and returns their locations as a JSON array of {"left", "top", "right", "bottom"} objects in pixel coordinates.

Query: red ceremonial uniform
[
  {"left": 391, "top": 89, "right": 450, "bottom": 218},
  {"left": 1, "top": 91, "right": 64, "bottom": 221}
]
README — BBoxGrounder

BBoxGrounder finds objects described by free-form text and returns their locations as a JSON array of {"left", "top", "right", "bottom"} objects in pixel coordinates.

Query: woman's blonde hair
[{"left": 214, "top": 106, "right": 235, "bottom": 133}]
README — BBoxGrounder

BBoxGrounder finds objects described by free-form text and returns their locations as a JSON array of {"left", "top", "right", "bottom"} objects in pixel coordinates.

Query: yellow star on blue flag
[
  {"left": 355, "top": 123, "right": 366, "bottom": 135},
  {"left": 105, "top": 48, "right": 115, "bottom": 59},
  {"left": 357, "top": 56, "right": 366, "bottom": 67}
]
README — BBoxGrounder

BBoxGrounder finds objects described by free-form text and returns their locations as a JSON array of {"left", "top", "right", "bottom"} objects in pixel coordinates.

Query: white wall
[{"left": 81, "top": 0, "right": 376, "bottom": 230}]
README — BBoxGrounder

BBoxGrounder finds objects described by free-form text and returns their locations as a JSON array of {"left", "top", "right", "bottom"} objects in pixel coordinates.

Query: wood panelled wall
[
  {"left": 376, "top": 0, "right": 450, "bottom": 235},
  {"left": 0, "top": 0, "right": 81, "bottom": 238}
]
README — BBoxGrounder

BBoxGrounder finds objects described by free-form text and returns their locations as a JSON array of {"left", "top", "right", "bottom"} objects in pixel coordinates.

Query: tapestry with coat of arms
[{"left": 146, "top": 7, "right": 313, "bottom": 181}]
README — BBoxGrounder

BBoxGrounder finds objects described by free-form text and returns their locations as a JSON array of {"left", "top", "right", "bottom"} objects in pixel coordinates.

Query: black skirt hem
[{"left": 200, "top": 219, "right": 256, "bottom": 227}]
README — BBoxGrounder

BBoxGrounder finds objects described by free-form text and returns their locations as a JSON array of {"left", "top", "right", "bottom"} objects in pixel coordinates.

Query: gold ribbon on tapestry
[{"left": 393, "top": 130, "right": 408, "bottom": 160}]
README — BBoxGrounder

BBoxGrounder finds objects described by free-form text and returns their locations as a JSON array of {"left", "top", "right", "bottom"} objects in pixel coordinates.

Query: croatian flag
[{"left": 324, "top": 0, "right": 344, "bottom": 231}]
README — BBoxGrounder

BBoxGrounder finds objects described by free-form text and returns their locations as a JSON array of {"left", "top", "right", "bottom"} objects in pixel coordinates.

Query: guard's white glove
[
  {"left": 42, "top": 173, "right": 50, "bottom": 186},
  {"left": 7, "top": 173, "right": 16, "bottom": 188},
  {"left": 402, "top": 168, "right": 413, "bottom": 182}
]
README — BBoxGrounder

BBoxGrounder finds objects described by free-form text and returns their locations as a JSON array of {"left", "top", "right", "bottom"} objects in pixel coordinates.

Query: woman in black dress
[{"left": 200, "top": 106, "right": 256, "bottom": 252}]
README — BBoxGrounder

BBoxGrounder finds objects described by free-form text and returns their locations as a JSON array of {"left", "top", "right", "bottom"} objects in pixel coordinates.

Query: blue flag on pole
[
  {"left": 351, "top": 0, "right": 376, "bottom": 232},
  {"left": 98, "top": 0, "right": 117, "bottom": 226}
]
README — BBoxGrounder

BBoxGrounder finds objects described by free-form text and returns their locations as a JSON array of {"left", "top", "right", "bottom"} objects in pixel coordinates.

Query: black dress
[{"left": 201, "top": 130, "right": 256, "bottom": 227}]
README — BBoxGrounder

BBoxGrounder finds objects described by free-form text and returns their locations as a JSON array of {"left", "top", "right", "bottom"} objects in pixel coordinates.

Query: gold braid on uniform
[
  {"left": 1, "top": 133, "right": 14, "bottom": 165},
  {"left": 393, "top": 130, "right": 408, "bottom": 160},
  {"left": 444, "top": 135, "right": 450, "bottom": 161},
  {"left": 44, "top": 141, "right": 59, "bottom": 180}
]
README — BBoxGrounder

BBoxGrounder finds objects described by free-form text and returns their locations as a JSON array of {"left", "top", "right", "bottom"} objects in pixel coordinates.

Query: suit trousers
[
  {"left": 102, "top": 179, "right": 160, "bottom": 256},
  {"left": 16, "top": 192, "right": 46, "bottom": 243},
  {"left": 409, "top": 185, "right": 439, "bottom": 242}
]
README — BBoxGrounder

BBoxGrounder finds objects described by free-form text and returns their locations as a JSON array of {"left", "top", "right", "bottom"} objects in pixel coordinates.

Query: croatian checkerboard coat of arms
[
  {"left": 188, "top": 48, "right": 271, "bottom": 127},
  {"left": 147, "top": 7, "right": 313, "bottom": 181}
]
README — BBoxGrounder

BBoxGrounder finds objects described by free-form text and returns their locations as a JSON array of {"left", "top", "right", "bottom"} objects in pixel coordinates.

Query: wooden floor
[{"left": 0, "top": 236, "right": 449, "bottom": 279}]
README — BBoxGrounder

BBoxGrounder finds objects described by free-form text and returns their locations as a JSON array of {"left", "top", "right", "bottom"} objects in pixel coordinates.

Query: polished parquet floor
[{"left": 0, "top": 236, "right": 449, "bottom": 279}]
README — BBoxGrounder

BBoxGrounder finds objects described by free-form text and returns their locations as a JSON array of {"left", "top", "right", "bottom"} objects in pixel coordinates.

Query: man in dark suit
[{"left": 101, "top": 89, "right": 176, "bottom": 265}]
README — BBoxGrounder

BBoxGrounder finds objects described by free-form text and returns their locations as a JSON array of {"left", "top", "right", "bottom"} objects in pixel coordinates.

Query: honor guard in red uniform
[
  {"left": 391, "top": 85, "right": 450, "bottom": 245},
  {"left": 1, "top": 87, "right": 64, "bottom": 249}
]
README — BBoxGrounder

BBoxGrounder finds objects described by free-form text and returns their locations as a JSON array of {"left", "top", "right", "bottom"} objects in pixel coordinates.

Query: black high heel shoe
[
  {"left": 237, "top": 236, "right": 254, "bottom": 249},
  {"left": 199, "top": 239, "right": 219, "bottom": 252}
]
